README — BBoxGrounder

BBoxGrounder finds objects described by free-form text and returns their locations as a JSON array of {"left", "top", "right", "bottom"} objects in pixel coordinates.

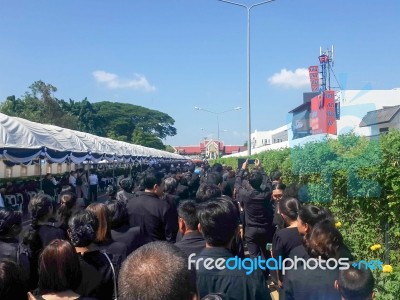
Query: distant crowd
[{"left": 0, "top": 160, "right": 375, "bottom": 300}]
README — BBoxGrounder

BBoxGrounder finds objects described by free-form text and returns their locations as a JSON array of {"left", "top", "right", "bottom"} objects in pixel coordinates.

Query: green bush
[{"left": 218, "top": 130, "right": 400, "bottom": 298}]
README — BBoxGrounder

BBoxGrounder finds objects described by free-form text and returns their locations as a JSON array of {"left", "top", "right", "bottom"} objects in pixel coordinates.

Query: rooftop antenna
[{"left": 319, "top": 45, "right": 334, "bottom": 91}]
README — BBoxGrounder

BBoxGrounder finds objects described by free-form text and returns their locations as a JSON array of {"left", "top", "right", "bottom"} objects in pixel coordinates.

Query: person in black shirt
[
  {"left": 195, "top": 198, "right": 271, "bottom": 300},
  {"left": 68, "top": 210, "right": 116, "bottom": 300},
  {"left": 56, "top": 192, "right": 82, "bottom": 232},
  {"left": 42, "top": 173, "right": 57, "bottom": 197},
  {"left": 127, "top": 171, "right": 178, "bottom": 243},
  {"left": 0, "top": 208, "right": 22, "bottom": 263},
  {"left": 195, "top": 184, "right": 244, "bottom": 259},
  {"left": 291, "top": 205, "right": 353, "bottom": 260},
  {"left": 116, "top": 178, "right": 134, "bottom": 204},
  {"left": 235, "top": 159, "right": 274, "bottom": 262},
  {"left": 163, "top": 176, "right": 181, "bottom": 209},
  {"left": 86, "top": 203, "right": 127, "bottom": 261},
  {"left": 174, "top": 200, "right": 205, "bottom": 256},
  {"left": 271, "top": 183, "right": 287, "bottom": 230},
  {"left": 335, "top": 265, "right": 375, "bottom": 300},
  {"left": 107, "top": 200, "right": 145, "bottom": 255},
  {"left": 272, "top": 197, "right": 303, "bottom": 290},
  {"left": 283, "top": 220, "right": 343, "bottom": 300},
  {"left": 23, "top": 194, "right": 66, "bottom": 289},
  {"left": 28, "top": 239, "right": 93, "bottom": 299}
]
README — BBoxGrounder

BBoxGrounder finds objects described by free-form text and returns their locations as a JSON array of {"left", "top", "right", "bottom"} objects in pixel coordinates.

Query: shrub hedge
[{"left": 215, "top": 130, "right": 400, "bottom": 299}]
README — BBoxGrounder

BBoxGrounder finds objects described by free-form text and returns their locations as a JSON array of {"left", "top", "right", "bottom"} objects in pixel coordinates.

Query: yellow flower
[
  {"left": 335, "top": 221, "right": 342, "bottom": 229},
  {"left": 382, "top": 265, "right": 393, "bottom": 273},
  {"left": 370, "top": 244, "right": 382, "bottom": 251}
]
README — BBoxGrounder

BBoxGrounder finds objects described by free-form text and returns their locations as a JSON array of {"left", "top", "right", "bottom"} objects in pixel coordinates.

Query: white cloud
[
  {"left": 268, "top": 68, "right": 310, "bottom": 88},
  {"left": 92, "top": 70, "right": 156, "bottom": 92}
]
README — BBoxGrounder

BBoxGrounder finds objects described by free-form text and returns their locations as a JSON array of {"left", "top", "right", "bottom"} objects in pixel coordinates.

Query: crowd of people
[{"left": 0, "top": 160, "right": 376, "bottom": 299}]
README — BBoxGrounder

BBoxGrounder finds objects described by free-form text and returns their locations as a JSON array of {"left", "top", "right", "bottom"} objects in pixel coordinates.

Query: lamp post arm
[
  {"left": 217, "top": 0, "right": 247, "bottom": 8},
  {"left": 250, "top": 0, "right": 275, "bottom": 9}
]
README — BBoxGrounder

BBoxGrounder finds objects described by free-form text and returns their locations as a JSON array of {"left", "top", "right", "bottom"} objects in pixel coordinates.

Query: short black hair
[
  {"left": 197, "top": 198, "right": 238, "bottom": 247},
  {"left": 211, "top": 163, "right": 223, "bottom": 173},
  {"left": 68, "top": 210, "right": 98, "bottom": 247},
  {"left": 143, "top": 171, "right": 164, "bottom": 190},
  {"left": 270, "top": 170, "right": 282, "bottom": 181},
  {"left": 177, "top": 200, "right": 198, "bottom": 230},
  {"left": 106, "top": 200, "right": 128, "bottom": 229},
  {"left": 248, "top": 170, "right": 263, "bottom": 190},
  {"left": 196, "top": 183, "right": 222, "bottom": 203},
  {"left": 206, "top": 172, "right": 223, "bottom": 185},
  {"left": 338, "top": 265, "right": 375, "bottom": 300},
  {"left": 118, "top": 241, "right": 197, "bottom": 300},
  {"left": 298, "top": 204, "right": 334, "bottom": 227}
]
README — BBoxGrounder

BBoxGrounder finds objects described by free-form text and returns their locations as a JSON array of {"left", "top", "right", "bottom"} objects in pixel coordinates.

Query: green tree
[
  {"left": 132, "top": 128, "right": 165, "bottom": 150},
  {"left": 1, "top": 81, "right": 177, "bottom": 149}
]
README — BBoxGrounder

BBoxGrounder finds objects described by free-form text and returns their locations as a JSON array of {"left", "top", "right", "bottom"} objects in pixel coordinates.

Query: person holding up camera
[{"left": 234, "top": 159, "right": 274, "bottom": 274}]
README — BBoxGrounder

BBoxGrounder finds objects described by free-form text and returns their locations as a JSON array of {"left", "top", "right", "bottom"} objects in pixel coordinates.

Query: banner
[
  {"left": 310, "top": 90, "right": 337, "bottom": 135},
  {"left": 308, "top": 66, "right": 319, "bottom": 92}
]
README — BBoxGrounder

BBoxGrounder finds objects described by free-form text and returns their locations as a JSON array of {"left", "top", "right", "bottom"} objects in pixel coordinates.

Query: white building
[{"left": 250, "top": 124, "right": 289, "bottom": 149}]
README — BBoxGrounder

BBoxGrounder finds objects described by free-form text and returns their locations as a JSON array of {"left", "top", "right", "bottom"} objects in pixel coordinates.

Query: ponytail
[{"left": 23, "top": 194, "right": 53, "bottom": 249}]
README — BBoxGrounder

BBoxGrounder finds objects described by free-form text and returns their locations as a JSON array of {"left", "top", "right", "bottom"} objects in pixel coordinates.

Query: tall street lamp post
[
  {"left": 195, "top": 106, "right": 241, "bottom": 157},
  {"left": 217, "top": 0, "right": 275, "bottom": 155}
]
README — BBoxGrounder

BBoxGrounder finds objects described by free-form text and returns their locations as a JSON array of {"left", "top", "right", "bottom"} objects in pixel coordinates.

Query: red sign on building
[
  {"left": 308, "top": 66, "right": 319, "bottom": 92},
  {"left": 310, "top": 90, "right": 337, "bottom": 135}
]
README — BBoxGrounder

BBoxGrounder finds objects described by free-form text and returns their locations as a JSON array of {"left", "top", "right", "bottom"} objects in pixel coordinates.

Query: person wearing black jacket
[
  {"left": 174, "top": 200, "right": 205, "bottom": 256},
  {"left": 68, "top": 210, "right": 118, "bottom": 300},
  {"left": 107, "top": 200, "right": 146, "bottom": 255},
  {"left": 195, "top": 198, "right": 271, "bottom": 300},
  {"left": 42, "top": 173, "right": 57, "bottom": 197},
  {"left": 235, "top": 159, "right": 274, "bottom": 262},
  {"left": 127, "top": 171, "right": 178, "bottom": 243},
  {"left": 22, "top": 194, "right": 66, "bottom": 290},
  {"left": 0, "top": 208, "right": 22, "bottom": 262}
]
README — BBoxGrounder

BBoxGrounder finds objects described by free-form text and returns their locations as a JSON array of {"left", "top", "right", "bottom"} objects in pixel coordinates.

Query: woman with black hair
[
  {"left": 86, "top": 203, "right": 127, "bottom": 260},
  {"left": 0, "top": 208, "right": 22, "bottom": 262},
  {"left": 23, "top": 194, "right": 66, "bottom": 289},
  {"left": 68, "top": 210, "right": 119, "bottom": 300},
  {"left": 271, "top": 183, "right": 287, "bottom": 231},
  {"left": 272, "top": 197, "right": 303, "bottom": 289},
  {"left": 283, "top": 220, "right": 343, "bottom": 300},
  {"left": 297, "top": 204, "right": 334, "bottom": 236},
  {"left": 107, "top": 200, "right": 145, "bottom": 255},
  {"left": 27, "top": 239, "right": 94, "bottom": 300},
  {"left": 291, "top": 204, "right": 353, "bottom": 260},
  {"left": 115, "top": 178, "right": 133, "bottom": 203},
  {"left": 0, "top": 259, "right": 28, "bottom": 300},
  {"left": 56, "top": 192, "right": 82, "bottom": 231}
]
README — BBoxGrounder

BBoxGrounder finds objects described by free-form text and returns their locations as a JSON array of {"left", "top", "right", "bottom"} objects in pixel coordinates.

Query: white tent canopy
[{"left": 0, "top": 113, "right": 186, "bottom": 164}]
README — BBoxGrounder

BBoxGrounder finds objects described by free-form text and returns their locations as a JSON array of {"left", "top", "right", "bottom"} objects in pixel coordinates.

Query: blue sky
[{"left": 1, "top": 0, "right": 399, "bottom": 146}]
